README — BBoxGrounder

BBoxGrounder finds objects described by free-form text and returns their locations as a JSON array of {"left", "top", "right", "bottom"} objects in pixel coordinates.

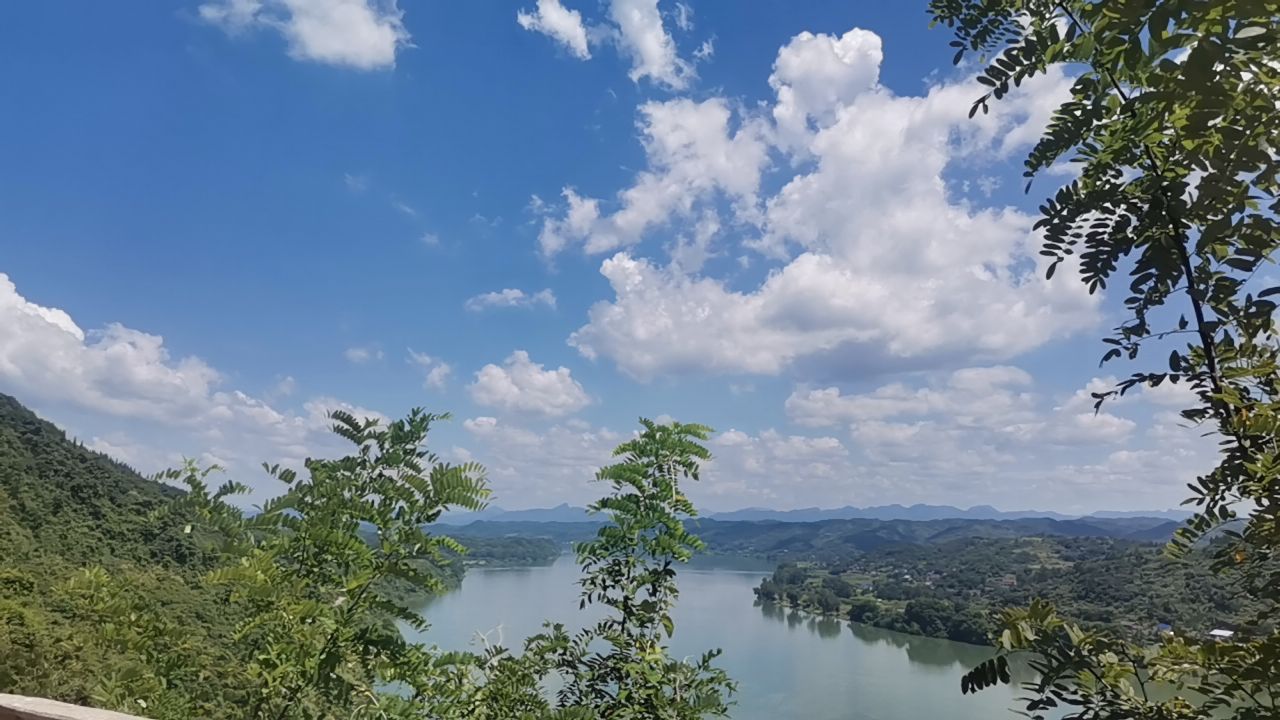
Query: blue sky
[{"left": 0, "top": 1, "right": 1210, "bottom": 512}]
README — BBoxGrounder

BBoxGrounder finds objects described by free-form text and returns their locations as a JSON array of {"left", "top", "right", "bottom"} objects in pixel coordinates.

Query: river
[{"left": 406, "top": 555, "right": 1031, "bottom": 719}]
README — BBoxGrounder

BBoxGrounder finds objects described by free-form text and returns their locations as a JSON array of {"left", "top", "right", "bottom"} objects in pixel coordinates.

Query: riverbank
[{"left": 751, "top": 535, "right": 1269, "bottom": 646}]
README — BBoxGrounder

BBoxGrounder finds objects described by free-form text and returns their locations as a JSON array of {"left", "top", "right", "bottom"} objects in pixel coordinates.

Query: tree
[
  {"left": 815, "top": 588, "right": 842, "bottom": 615},
  {"left": 163, "top": 409, "right": 490, "bottom": 719},
  {"left": 522, "top": 419, "right": 736, "bottom": 719},
  {"left": 930, "top": 1, "right": 1280, "bottom": 717},
  {"left": 903, "top": 598, "right": 953, "bottom": 638},
  {"left": 823, "top": 575, "right": 854, "bottom": 599},
  {"left": 847, "top": 597, "right": 881, "bottom": 624}
]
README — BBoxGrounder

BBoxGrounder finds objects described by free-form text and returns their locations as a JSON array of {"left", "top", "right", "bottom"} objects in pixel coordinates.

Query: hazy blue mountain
[
  {"left": 1089, "top": 509, "right": 1195, "bottom": 520},
  {"left": 438, "top": 503, "right": 596, "bottom": 525},
  {"left": 441, "top": 503, "right": 1190, "bottom": 525},
  {"left": 445, "top": 515, "right": 1183, "bottom": 560}
]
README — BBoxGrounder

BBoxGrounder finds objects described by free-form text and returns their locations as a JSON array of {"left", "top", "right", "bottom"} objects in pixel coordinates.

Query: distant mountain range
[
  {"left": 438, "top": 502, "right": 1191, "bottom": 525},
  {"left": 448, "top": 515, "right": 1188, "bottom": 560}
]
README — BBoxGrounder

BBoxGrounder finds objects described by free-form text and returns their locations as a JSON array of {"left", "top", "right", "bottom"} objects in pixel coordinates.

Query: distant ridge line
[{"left": 438, "top": 502, "right": 1191, "bottom": 525}]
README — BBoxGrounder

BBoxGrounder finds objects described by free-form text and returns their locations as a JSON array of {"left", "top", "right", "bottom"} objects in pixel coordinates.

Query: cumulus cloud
[
  {"left": 772, "top": 366, "right": 1212, "bottom": 510},
  {"left": 456, "top": 414, "right": 860, "bottom": 509},
  {"left": 464, "top": 288, "right": 557, "bottom": 312},
  {"left": 519, "top": 0, "right": 702, "bottom": 90},
  {"left": 444, "top": 361, "right": 1213, "bottom": 510},
  {"left": 407, "top": 350, "right": 452, "bottom": 390},
  {"left": 536, "top": 98, "right": 768, "bottom": 257},
  {"left": 0, "top": 273, "right": 386, "bottom": 497},
  {"left": 0, "top": 273, "right": 222, "bottom": 422},
  {"left": 468, "top": 350, "right": 590, "bottom": 417},
  {"left": 768, "top": 28, "right": 885, "bottom": 151},
  {"left": 608, "top": 0, "right": 693, "bottom": 89},
  {"left": 703, "top": 428, "right": 856, "bottom": 507},
  {"left": 536, "top": 26, "right": 1094, "bottom": 381},
  {"left": 517, "top": 0, "right": 592, "bottom": 60},
  {"left": 199, "top": 0, "right": 410, "bottom": 70},
  {"left": 786, "top": 366, "right": 1135, "bottom": 448},
  {"left": 461, "top": 415, "right": 623, "bottom": 504}
]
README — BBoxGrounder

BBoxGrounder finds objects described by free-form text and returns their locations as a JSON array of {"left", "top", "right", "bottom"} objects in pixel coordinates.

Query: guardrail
[{"left": 0, "top": 695, "right": 146, "bottom": 720}]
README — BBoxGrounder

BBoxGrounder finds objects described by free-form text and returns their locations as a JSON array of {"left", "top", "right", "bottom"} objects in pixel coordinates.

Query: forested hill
[
  {"left": 0, "top": 393, "right": 561, "bottom": 571},
  {"left": 0, "top": 393, "right": 199, "bottom": 568},
  {"left": 448, "top": 515, "right": 1181, "bottom": 560}
]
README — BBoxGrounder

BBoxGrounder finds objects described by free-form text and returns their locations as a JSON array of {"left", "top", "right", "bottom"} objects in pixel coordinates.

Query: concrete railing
[{"left": 0, "top": 695, "right": 146, "bottom": 720}]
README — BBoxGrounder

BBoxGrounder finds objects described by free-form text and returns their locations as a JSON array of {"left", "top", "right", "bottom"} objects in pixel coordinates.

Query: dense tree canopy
[
  {"left": 930, "top": 0, "right": 1280, "bottom": 716},
  {"left": 755, "top": 536, "right": 1268, "bottom": 646}
]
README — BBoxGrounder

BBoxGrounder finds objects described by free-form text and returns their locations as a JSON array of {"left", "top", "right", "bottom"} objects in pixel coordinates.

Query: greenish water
[{"left": 406, "top": 555, "right": 1032, "bottom": 719}]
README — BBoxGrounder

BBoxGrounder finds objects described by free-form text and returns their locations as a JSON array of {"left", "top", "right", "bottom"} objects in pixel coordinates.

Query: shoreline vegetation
[{"left": 751, "top": 536, "right": 1270, "bottom": 646}]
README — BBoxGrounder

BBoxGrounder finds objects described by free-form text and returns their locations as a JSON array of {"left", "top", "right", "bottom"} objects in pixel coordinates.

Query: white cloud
[
  {"left": 693, "top": 38, "right": 714, "bottom": 61},
  {"left": 461, "top": 415, "right": 623, "bottom": 504},
  {"left": 786, "top": 367, "right": 1134, "bottom": 448},
  {"left": 0, "top": 274, "right": 222, "bottom": 422},
  {"left": 199, "top": 0, "right": 411, "bottom": 70},
  {"left": 343, "top": 346, "right": 383, "bottom": 364},
  {"left": 1140, "top": 378, "right": 1198, "bottom": 408},
  {"left": 784, "top": 368, "right": 1153, "bottom": 496},
  {"left": 768, "top": 28, "right": 884, "bottom": 151},
  {"left": 468, "top": 350, "right": 590, "bottom": 417},
  {"left": 457, "top": 415, "right": 857, "bottom": 509},
  {"left": 518, "top": 0, "right": 705, "bottom": 91},
  {"left": 537, "top": 97, "right": 768, "bottom": 257},
  {"left": 302, "top": 395, "right": 388, "bottom": 429},
  {"left": 786, "top": 366, "right": 1035, "bottom": 427},
  {"left": 407, "top": 350, "right": 452, "bottom": 390},
  {"left": 540, "top": 26, "right": 1093, "bottom": 381},
  {"left": 454, "top": 415, "right": 857, "bottom": 510},
  {"left": 464, "top": 288, "right": 557, "bottom": 312},
  {"left": 444, "top": 360, "right": 1214, "bottom": 510},
  {"left": 272, "top": 375, "right": 298, "bottom": 398},
  {"left": 704, "top": 428, "right": 855, "bottom": 506},
  {"left": 0, "top": 273, "right": 386, "bottom": 497},
  {"left": 517, "top": 0, "right": 591, "bottom": 60},
  {"left": 420, "top": 232, "right": 441, "bottom": 246},
  {"left": 776, "top": 367, "right": 1215, "bottom": 510},
  {"left": 609, "top": 0, "right": 693, "bottom": 89},
  {"left": 672, "top": 2, "right": 693, "bottom": 32}
]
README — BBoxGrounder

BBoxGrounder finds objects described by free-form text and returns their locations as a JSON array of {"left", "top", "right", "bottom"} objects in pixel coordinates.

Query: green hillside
[
  {"left": 754, "top": 535, "right": 1268, "bottom": 645},
  {"left": 0, "top": 394, "right": 551, "bottom": 713},
  {"left": 0, "top": 394, "right": 201, "bottom": 568}
]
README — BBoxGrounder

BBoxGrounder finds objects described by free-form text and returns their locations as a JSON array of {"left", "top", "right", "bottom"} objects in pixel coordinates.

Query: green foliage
[
  {"left": 930, "top": 0, "right": 1280, "bottom": 716},
  {"left": 0, "top": 393, "right": 199, "bottom": 568},
  {"left": 163, "top": 408, "right": 491, "bottom": 719},
  {"left": 0, "top": 393, "right": 239, "bottom": 715},
  {"left": 521, "top": 419, "right": 737, "bottom": 719},
  {"left": 0, "top": 396, "right": 733, "bottom": 719}
]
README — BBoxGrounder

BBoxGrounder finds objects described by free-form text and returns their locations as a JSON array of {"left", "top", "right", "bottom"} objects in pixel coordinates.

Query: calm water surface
[{"left": 407, "top": 555, "right": 1028, "bottom": 720}]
